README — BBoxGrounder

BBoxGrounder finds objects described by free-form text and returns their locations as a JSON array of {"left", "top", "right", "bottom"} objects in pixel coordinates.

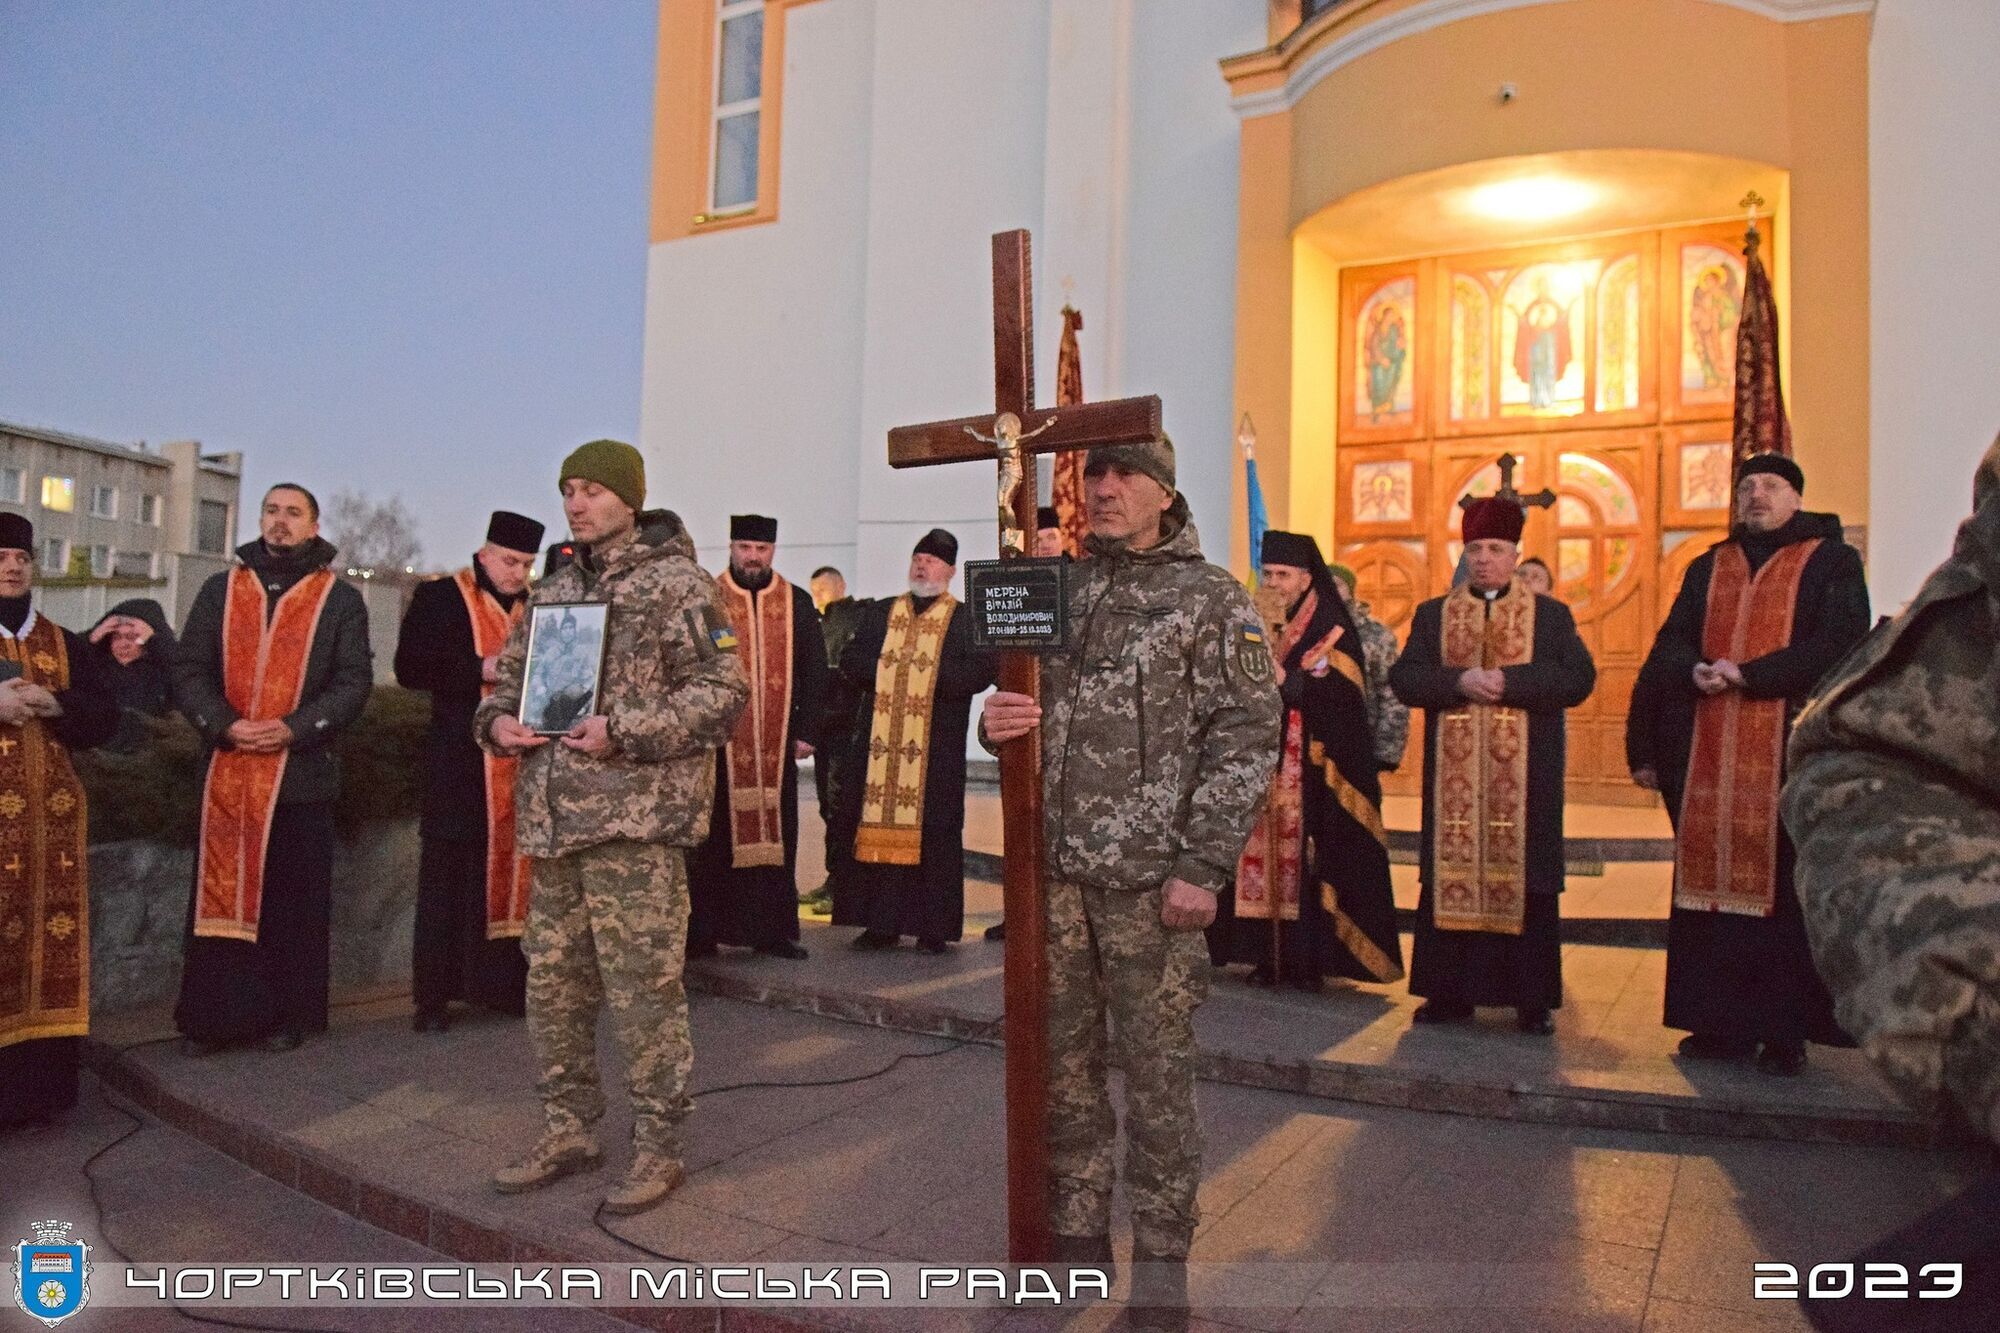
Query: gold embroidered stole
[
  {"left": 1675, "top": 539, "right": 1820, "bottom": 917},
  {"left": 855, "top": 593, "right": 957, "bottom": 866},
  {"left": 1431, "top": 579, "right": 1535, "bottom": 935},
  {"left": 717, "top": 571, "right": 794, "bottom": 869},
  {"left": 454, "top": 569, "right": 530, "bottom": 938},
  {"left": 0, "top": 617, "right": 90, "bottom": 1049},
  {"left": 195, "top": 566, "right": 336, "bottom": 941}
]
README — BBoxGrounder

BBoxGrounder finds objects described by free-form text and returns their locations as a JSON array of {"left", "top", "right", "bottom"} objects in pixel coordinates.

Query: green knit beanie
[{"left": 559, "top": 439, "right": 646, "bottom": 512}]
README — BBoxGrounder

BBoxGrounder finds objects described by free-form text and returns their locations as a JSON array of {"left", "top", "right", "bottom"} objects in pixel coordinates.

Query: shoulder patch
[
  {"left": 685, "top": 603, "right": 737, "bottom": 658},
  {"left": 1232, "top": 620, "right": 1273, "bottom": 684}
]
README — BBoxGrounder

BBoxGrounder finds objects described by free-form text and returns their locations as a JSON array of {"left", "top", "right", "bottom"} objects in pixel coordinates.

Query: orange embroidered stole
[
  {"left": 717, "top": 572, "right": 794, "bottom": 869},
  {"left": 1234, "top": 593, "right": 1325, "bottom": 923},
  {"left": 1431, "top": 579, "right": 1535, "bottom": 935},
  {"left": 0, "top": 617, "right": 91, "bottom": 1049},
  {"left": 194, "top": 566, "right": 336, "bottom": 941},
  {"left": 455, "top": 569, "right": 530, "bottom": 938},
  {"left": 855, "top": 594, "right": 957, "bottom": 866},
  {"left": 1674, "top": 539, "right": 1820, "bottom": 917}
]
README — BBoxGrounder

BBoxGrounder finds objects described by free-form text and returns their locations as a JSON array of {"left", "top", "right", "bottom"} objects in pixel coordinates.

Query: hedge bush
[{"left": 73, "top": 685, "right": 434, "bottom": 846}]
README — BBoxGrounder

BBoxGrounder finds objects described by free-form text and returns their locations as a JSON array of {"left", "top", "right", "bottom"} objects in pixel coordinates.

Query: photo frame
[{"left": 519, "top": 601, "right": 609, "bottom": 736}]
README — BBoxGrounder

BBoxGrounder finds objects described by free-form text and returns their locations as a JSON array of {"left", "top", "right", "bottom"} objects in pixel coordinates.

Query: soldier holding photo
[{"left": 476, "top": 439, "right": 747, "bottom": 1217}]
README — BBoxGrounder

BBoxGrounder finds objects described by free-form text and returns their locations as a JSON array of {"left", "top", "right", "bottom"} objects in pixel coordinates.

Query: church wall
[
  {"left": 848, "top": 0, "right": 1053, "bottom": 596},
  {"left": 1225, "top": 0, "right": 1874, "bottom": 571},
  {"left": 1116, "top": 0, "right": 1268, "bottom": 551},
  {"left": 640, "top": 0, "right": 878, "bottom": 585},
  {"left": 1868, "top": 0, "right": 2000, "bottom": 608}
]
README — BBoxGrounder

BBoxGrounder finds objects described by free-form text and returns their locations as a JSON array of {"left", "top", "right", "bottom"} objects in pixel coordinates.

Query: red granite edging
[
  {"left": 82, "top": 1042, "right": 848, "bottom": 1333},
  {"left": 681, "top": 964, "right": 1939, "bottom": 1149}
]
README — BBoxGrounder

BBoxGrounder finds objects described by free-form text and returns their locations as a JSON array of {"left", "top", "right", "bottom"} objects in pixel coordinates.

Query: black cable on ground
[
  {"left": 78, "top": 1083, "right": 334, "bottom": 1332},
  {"left": 591, "top": 1028, "right": 992, "bottom": 1260}
]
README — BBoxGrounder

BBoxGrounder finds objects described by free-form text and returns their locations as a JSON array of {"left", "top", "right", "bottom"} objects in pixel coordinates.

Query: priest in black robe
[
  {"left": 1639, "top": 454, "right": 1870, "bottom": 1075},
  {"left": 832, "top": 529, "right": 997, "bottom": 952},
  {"left": 688, "top": 515, "right": 828, "bottom": 959},
  {"left": 393, "top": 510, "right": 545, "bottom": 1031},
  {"left": 1212, "top": 531, "right": 1401, "bottom": 989},
  {"left": 1390, "top": 497, "right": 1596, "bottom": 1033},
  {"left": 0, "top": 513, "right": 120, "bottom": 1127}
]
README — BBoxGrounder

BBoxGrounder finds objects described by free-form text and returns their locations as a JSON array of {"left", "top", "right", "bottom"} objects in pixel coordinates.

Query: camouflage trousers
[
  {"left": 523, "top": 841, "right": 693, "bottom": 1157},
  {"left": 1045, "top": 880, "right": 1210, "bottom": 1258}
]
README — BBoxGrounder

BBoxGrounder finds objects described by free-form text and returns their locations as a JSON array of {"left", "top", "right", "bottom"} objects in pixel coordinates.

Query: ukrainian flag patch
[{"left": 1232, "top": 620, "right": 1272, "bottom": 684}]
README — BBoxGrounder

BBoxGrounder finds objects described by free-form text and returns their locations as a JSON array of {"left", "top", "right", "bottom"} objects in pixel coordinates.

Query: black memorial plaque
[{"left": 964, "top": 557, "right": 1069, "bottom": 652}]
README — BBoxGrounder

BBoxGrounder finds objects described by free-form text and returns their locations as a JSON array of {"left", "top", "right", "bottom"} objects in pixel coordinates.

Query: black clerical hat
[
  {"left": 1736, "top": 452, "right": 1804, "bottom": 495},
  {"left": 1036, "top": 506, "right": 1060, "bottom": 530},
  {"left": 913, "top": 528, "right": 959, "bottom": 565},
  {"left": 0, "top": 512, "right": 32, "bottom": 553},
  {"left": 1260, "top": 530, "right": 1322, "bottom": 570},
  {"left": 731, "top": 514, "right": 778, "bottom": 543},
  {"left": 486, "top": 511, "right": 545, "bottom": 555}
]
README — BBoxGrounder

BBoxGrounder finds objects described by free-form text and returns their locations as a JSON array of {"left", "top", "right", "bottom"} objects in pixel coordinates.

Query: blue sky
[{"left": 0, "top": 0, "right": 656, "bottom": 562}]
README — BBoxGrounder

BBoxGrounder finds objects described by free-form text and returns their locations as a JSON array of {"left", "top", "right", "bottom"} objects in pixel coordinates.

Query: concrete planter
[{"left": 87, "top": 818, "right": 421, "bottom": 1014}]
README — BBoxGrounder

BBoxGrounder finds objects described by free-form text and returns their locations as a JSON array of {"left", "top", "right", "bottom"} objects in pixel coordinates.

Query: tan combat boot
[
  {"left": 601, "top": 1151, "right": 684, "bottom": 1216},
  {"left": 492, "top": 1128, "right": 602, "bottom": 1194}
]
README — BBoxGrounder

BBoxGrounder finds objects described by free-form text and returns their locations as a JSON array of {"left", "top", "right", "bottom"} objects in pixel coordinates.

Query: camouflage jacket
[
  {"left": 1351, "top": 600, "right": 1410, "bottom": 770},
  {"left": 1035, "top": 496, "right": 1282, "bottom": 894},
  {"left": 475, "top": 510, "right": 748, "bottom": 858},
  {"left": 1783, "top": 441, "right": 2000, "bottom": 1138}
]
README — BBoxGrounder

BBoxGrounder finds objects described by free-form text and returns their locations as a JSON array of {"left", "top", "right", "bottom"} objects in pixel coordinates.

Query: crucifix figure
[{"left": 885, "top": 229, "right": 1160, "bottom": 1262}]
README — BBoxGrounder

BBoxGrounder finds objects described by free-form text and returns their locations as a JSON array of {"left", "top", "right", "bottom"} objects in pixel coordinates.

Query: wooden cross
[{"left": 885, "top": 229, "right": 1161, "bottom": 1263}]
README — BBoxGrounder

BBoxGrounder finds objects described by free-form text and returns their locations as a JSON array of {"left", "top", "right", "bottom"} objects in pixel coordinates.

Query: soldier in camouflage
[
  {"left": 476, "top": 439, "right": 748, "bottom": 1216},
  {"left": 982, "top": 435, "right": 1281, "bottom": 1330},
  {"left": 1329, "top": 562, "right": 1410, "bottom": 771},
  {"left": 1785, "top": 433, "right": 2000, "bottom": 1144}
]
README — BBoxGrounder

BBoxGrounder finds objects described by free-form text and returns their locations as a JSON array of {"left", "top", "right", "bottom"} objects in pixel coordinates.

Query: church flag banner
[
  {"left": 1431, "top": 579, "right": 1536, "bottom": 935},
  {"left": 1244, "top": 434, "right": 1269, "bottom": 590},
  {"left": 454, "top": 568, "right": 531, "bottom": 938},
  {"left": 0, "top": 618, "right": 91, "bottom": 1049},
  {"left": 1732, "top": 222, "right": 1792, "bottom": 460},
  {"left": 717, "top": 571, "right": 795, "bottom": 869},
  {"left": 1675, "top": 539, "right": 1819, "bottom": 917},
  {"left": 855, "top": 593, "right": 957, "bottom": 866},
  {"left": 1050, "top": 304, "right": 1090, "bottom": 556},
  {"left": 194, "top": 567, "right": 336, "bottom": 941}
]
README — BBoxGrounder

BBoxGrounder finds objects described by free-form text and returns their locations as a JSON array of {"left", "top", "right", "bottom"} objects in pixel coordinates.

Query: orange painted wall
[{"left": 1228, "top": 0, "right": 1872, "bottom": 569}]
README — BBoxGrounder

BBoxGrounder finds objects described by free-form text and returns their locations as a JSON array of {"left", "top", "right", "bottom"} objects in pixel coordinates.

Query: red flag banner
[
  {"left": 1731, "top": 225, "right": 1792, "bottom": 460},
  {"left": 1050, "top": 305, "right": 1089, "bottom": 555}
]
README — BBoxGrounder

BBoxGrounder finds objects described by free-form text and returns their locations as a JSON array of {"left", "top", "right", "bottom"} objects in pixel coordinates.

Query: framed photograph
[{"left": 519, "top": 601, "right": 608, "bottom": 736}]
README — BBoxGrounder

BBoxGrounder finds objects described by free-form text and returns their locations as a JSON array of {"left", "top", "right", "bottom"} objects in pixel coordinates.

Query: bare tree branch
[{"left": 327, "top": 489, "right": 423, "bottom": 571}]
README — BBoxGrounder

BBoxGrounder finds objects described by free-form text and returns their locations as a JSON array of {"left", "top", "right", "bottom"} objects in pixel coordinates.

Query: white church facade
[{"left": 639, "top": 0, "right": 1999, "bottom": 793}]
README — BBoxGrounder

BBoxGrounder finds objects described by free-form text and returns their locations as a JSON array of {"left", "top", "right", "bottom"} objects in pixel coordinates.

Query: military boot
[
  {"left": 1126, "top": 1249, "right": 1188, "bottom": 1332},
  {"left": 1051, "top": 1232, "right": 1115, "bottom": 1291},
  {"left": 493, "top": 1128, "right": 602, "bottom": 1194},
  {"left": 602, "top": 1151, "right": 684, "bottom": 1216}
]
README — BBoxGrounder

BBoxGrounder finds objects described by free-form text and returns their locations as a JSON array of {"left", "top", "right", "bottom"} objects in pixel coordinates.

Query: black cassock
[
  {"left": 688, "top": 578, "right": 827, "bottom": 950},
  {"left": 831, "top": 595, "right": 997, "bottom": 944},
  {"left": 1210, "top": 577, "right": 1401, "bottom": 985},
  {"left": 1639, "top": 512, "right": 1870, "bottom": 1047},
  {"left": 1390, "top": 589, "right": 1596, "bottom": 1010},
  {"left": 393, "top": 566, "right": 530, "bottom": 1018},
  {"left": 0, "top": 613, "right": 119, "bottom": 1127}
]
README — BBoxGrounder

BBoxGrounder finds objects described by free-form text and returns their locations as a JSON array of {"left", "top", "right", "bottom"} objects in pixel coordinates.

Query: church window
[{"left": 709, "top": 0, "right": 765, "bottom": 214}]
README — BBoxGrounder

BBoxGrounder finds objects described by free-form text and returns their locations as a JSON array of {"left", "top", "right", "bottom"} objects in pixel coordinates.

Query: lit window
[
  {"left": 140, "top": 494, "right": 163, "bottom": 525},
  {"left": 0, "top": 468, "right": 22, "bottom": 503},
  {"left": 41, "top": 476, "right": 75, "bottom": 512},
  {"left": 710, "top": 1, "right": 764, "bottom": 214},
  {"left": 90, "top": 484, "right": 118, "bottom": 519},
  {"left": 39, "top": 537, "right": 66, "bottom": 574}
]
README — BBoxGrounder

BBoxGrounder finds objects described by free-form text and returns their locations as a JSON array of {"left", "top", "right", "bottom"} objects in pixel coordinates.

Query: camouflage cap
[{"left": 1084, "top": 433, "right": 1175, "bottom": 493}]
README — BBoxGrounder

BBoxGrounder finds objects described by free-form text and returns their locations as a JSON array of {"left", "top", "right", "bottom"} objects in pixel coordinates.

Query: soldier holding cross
[{"left": 981, "top": 435, "right": 1280, "bottom": 1328}]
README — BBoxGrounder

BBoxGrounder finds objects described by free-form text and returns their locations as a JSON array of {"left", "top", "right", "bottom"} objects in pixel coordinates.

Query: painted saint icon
[{"left": 1512, "top": 276, "right": 1575, "bottom": 410}]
